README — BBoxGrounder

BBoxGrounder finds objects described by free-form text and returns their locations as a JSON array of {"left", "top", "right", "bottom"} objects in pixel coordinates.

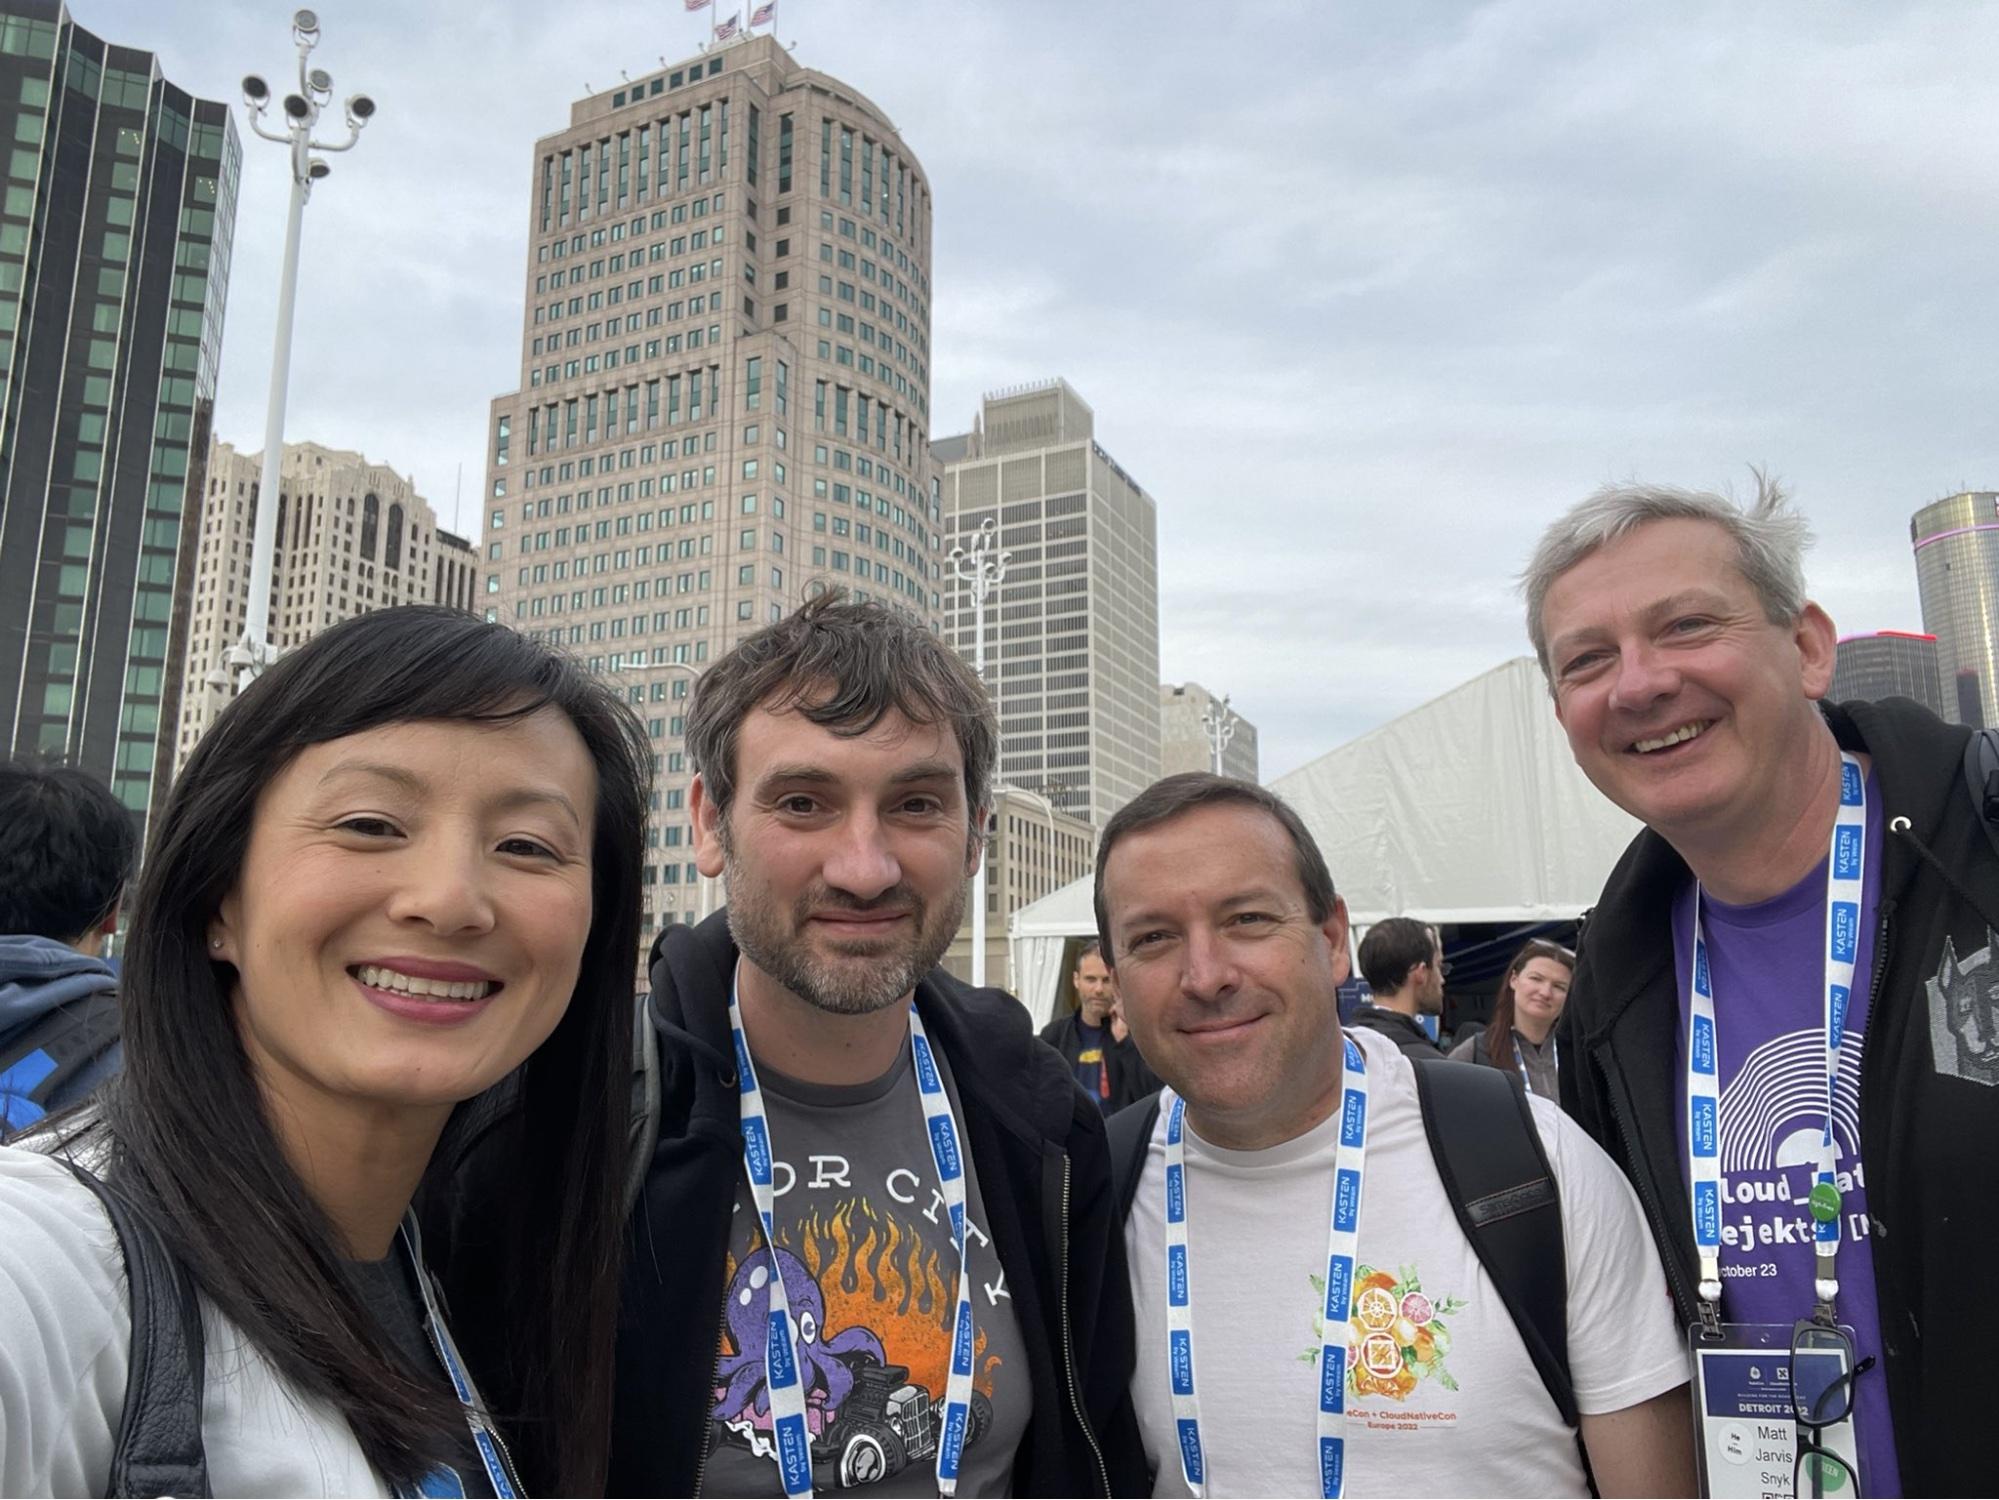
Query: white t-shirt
[
  {"left": 1127, "top": 1029, "right": 1687, "bottom": 1498},
  {"left": 0, "top": 1144, "right": 392, "bottom": 1497}
]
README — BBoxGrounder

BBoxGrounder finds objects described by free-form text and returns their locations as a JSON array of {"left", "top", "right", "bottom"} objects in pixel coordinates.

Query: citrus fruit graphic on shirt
[{"left": 1306, "top": 1265, "right": 1468, "bottom": 1400}]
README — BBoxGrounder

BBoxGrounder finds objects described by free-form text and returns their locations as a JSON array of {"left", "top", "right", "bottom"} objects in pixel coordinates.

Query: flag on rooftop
[
  {"left": 751, "top": 1, "right": 777, "bottom": 25},
  {"left": 684, "top": 0, "right": 711, "bottom": 11},
  {"left": 715, "top": 12, "right": 741, "bottom": 39}
]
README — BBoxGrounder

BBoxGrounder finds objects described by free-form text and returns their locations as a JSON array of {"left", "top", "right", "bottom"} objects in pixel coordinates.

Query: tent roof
[
  {"left": 1269, "top": 656, "right": 1639, "bottom": 926},
  {"left": 1007, "top": 657, "right": 1641, "bottom": 942}
]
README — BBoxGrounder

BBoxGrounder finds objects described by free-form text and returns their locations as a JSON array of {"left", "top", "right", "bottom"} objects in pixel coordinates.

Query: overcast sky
[{"left": 86, "top": 0, "right": 1999, "bottom": 777}]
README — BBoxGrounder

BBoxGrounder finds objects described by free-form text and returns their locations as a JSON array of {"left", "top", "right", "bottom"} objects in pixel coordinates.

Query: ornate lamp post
[
  {"left": 950, "top": 516, "right": 1010, "bottom": 987},
  {"left": 229, "top": 10, "right": 375, "bottom": 691},
  {"left": 1203, "top": 692, "right": 1239, "bottom": 776}
]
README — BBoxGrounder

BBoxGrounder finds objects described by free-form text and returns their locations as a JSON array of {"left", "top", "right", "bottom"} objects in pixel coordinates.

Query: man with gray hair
[{"left": 1528, "top": 475, "right": 1999, "bottom": 1497}]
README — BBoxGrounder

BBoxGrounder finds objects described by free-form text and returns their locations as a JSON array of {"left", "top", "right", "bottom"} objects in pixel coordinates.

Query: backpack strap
[
  {"left": 1107, "top": 1092, "right": 1162, "bottom": 1224},
  {"left": 1411, "top": 1059, "right": 1576, "bottom": 1427},
  {"left": 625, "top": 992, "right": 661, "bottom": 1216},
  {"left": 1965, "top": 727, "right": 1999, "bottom": 864},
  {"left": 0, "top": 990, "right": 121, "bottom": 1136},
  {"left": 61, "top": 1161, "right": 212, "bottom": 1498}
]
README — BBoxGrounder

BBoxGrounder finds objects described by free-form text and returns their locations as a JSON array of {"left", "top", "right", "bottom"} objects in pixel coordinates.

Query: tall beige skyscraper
[
  {"left": 938, "top": 380, "right": 1161, "bottom": 829},
  {"left": 483, "top": 36, "right": 941, "bottom": 941},
  {"left": 174, "top": 439, "right": 457, "bottom": 771}
]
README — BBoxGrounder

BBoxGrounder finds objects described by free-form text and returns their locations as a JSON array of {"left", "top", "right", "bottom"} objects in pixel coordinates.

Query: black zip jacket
[
  {"left": 1344, "top": 1003, "right": 1447, "bottom": 1059},
  {"left": 612, "top": 911, "right": 1149, "bottom": 1497},
  {"left": 1037, "top": 1011, "right": 1162, "bottom": 1113},
  {"left": 1559, "top": 698, "right": 1999, "bottom": 1497}
]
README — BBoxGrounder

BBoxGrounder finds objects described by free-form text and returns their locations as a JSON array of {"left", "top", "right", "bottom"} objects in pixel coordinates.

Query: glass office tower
[{"left": 0, "top": 1, "right": 237, "bottom": 826}]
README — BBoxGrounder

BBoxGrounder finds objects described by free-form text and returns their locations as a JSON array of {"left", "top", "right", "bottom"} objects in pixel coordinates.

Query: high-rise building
[
  {"left": 939, "top": 380, "right": 1161, "bottom": 829},
  {"left": 942, "top": 785, "right": 1096, "bottom": 986},
  {"left": 485, "top": 35, "right": 941, "bottom": 942},
  {"left": 174, "top": 439, "right": 459, "bottom": 770},
  {"left": 1913, "top": 491, "right": 1999, "bottom": 728},
  {"left": 0, "top": 1, "right": 236, "bottom": 824},
  {"left": 435, "top": 529, "right": 479, "bottom": 614},
  {"left": 1160, "top": 681, "right": 1260, "bottom": 782},
  {"left": 1830, "top": 630, "right": 1946, "bottom": 717}
]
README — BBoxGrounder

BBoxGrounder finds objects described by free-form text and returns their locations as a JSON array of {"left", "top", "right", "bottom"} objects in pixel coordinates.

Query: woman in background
[{"left": 1450, "top": 939, "right": 1573, "bottom": 1101}]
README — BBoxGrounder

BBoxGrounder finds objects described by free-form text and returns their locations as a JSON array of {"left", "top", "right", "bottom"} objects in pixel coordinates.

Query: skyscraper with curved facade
[
  {"left": 483, "top": 35, "right": 941, "bottom": 943},
  {"left": 1912, "top": 492, "right": 1999, "bottom": 728}
]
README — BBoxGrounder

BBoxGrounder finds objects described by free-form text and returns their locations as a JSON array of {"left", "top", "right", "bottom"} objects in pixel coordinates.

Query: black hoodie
[
  {"left": 1559, "top": 698, "right": 1999, "bottom": 1497},
  {"left": 611, "top": 911, "right": 1148, "bottom": 1497}
]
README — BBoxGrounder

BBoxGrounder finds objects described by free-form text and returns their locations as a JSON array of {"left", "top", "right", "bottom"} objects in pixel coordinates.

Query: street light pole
[
  {"left": 1203, "top": 692, "right": 1239, "bottom": 776},
  {"left": 230, "top": 10, "right": 375, "bottom": 692},
  {"left": 950, "top": 515, "right": 1010, "bottom": 987}
]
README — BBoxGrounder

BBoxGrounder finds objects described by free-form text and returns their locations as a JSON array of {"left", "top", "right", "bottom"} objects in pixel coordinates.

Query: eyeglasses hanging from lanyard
[
  {"left": 728, "top": 969, "right": 978, "bottom": 1499},
  {"left": 1161, "top": 1033, "right": 1371, "bottom": 1499},
  {"left": 1686, "top": 752, "right": 1866, "bottom": 1331}
]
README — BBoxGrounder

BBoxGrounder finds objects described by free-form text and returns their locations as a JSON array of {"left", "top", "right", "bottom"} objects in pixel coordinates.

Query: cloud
[{"left": 79, "top": 0, "right": 1999, "bottom": 775}]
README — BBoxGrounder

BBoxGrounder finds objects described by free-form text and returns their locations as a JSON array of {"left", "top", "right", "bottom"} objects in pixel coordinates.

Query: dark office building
[
  {"left": 0, "top": 2, "right": 237, "bottom": 826},
  {"left": 1830, "top": 630, "right": 1947, "bottom": 717}
]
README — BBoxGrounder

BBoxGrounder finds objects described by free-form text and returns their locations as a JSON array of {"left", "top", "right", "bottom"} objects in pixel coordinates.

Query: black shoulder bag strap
[
  {"left": 1411, "top": 1059, "right": 1576, "bottom": 1427},
  {"left": 61, "top": 1162, "right": 213, "bottom": 1499},
  {"left": 1965, "top": 727, "right": 1999, "bottom": 864},
  {"left": 1107, "top": 1092, "right": 1162, "bottom": 1224}
]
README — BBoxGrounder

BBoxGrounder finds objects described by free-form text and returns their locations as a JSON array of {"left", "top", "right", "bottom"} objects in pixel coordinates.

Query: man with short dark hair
[
  {"left": 605, "top": 594, "right": 1144, "bottom": 1496},
  {"left": 0, "top": 759, "right": 135, "bottom": 1132},
  {"left": 1529, "top": 477, "right": 1999, "bottom": 1496},
  {"left": 1040, "top": 941, "right": 1160, "bottom": 1112},
  {"left": 1349, "top": 917, "right": 1447, "bottom": 1058},
  {"left": 1096, "top": 772, "right": 1692, "bottom": 1497}
]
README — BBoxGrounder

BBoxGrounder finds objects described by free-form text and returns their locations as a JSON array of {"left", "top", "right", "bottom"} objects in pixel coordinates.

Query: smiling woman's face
[{"left": 209, "top": 709, "right": 598, "bottom": 1130}]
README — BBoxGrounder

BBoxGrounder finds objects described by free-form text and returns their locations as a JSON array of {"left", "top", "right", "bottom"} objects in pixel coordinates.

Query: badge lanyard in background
[
  {"left": 1687, "top": 752, "right": 1866, "bottom": 1329},
  {"left": 1516, "top": 1036, "right": 1557, "bottom": 1094},
  {"left": 1162, "top": 1033, "right": 1370, "bottom": 1500},
  {"left": 728, "top": 969, "right": 976, "bottom": 1499}
]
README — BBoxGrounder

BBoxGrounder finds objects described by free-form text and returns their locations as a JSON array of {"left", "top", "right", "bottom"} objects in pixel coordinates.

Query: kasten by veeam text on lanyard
[
  {"left": 727, "top": 967, "right": 978, "bottom": 1499},
  {"left": 1686, "top": 752, "right": 1866, "bottom": 1329},
  {"left": 1161, "top": 1033, "right": 1371, "bottom": 1500}
]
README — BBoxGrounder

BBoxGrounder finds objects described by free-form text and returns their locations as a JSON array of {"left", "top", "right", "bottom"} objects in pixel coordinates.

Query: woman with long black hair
[{"left": 0, "top": 607, "right": 648, "bottom": 1497}]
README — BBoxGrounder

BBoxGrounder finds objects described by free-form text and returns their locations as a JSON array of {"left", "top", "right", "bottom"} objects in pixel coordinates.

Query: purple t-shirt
[{"left": 1672, "top": 773, "right": 1900, "bottom": 1496}]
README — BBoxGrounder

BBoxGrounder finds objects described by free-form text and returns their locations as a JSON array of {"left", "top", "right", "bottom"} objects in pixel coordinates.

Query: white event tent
[{"left": 1006, "top": 656, "right": 1642, "bottom": 1028}]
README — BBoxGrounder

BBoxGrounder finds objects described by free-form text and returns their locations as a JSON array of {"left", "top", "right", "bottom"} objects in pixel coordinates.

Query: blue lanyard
[
  {"left": 1687, "top": 752, "right": 1865, "bottom": 1328},
  {"left": 1162, "top": 1033, "right": 1370, "bottom": 1498},
  {"left": 398, "top": 1215, "right": 523, "bottom": 1498},
  {"left": 728, "top": 966, "right": 977, "bottom": 1498}
]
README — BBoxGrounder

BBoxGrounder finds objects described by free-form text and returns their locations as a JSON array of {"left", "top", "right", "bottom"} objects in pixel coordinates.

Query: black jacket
[
  {"left": 1037, "top": 1011, "right": 1162, "bottom": 1113},
  {"left": 1344, "top": 1003, "right": 1446, "bottom": 1059},
  {"left": 1560, "top": 698, "right": 1999, "bottom": 1497},
  {"left": 612, "top": 911, "right": 1148, "bottom": 1497}
]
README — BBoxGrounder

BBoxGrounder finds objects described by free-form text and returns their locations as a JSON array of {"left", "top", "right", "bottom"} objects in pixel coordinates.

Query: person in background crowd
[
  {"left": 1099, "top": 772, "right": 1694, "bottom": 1498},
  {"left": 1450, "top": 939, "right": 1572, "bottom": 1101},
  {"left": 0, "top": 608, "right": 645, "bottom": 1496},
  {"left": 1041, "top": 939, "right": 1160, "bottom": 1111},
  {"left": 1349, "top": 916, "right": 1448, "bottom": 1057},
  {"left": 0, "top": 760, "right": 135, "bottom": 1133},
  {"left": 455, "top": 594, "right": 1144, "bottom": 1497},
  {"left": 1529, "top": 476, "right": 1999, "bottom": 1496}
]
